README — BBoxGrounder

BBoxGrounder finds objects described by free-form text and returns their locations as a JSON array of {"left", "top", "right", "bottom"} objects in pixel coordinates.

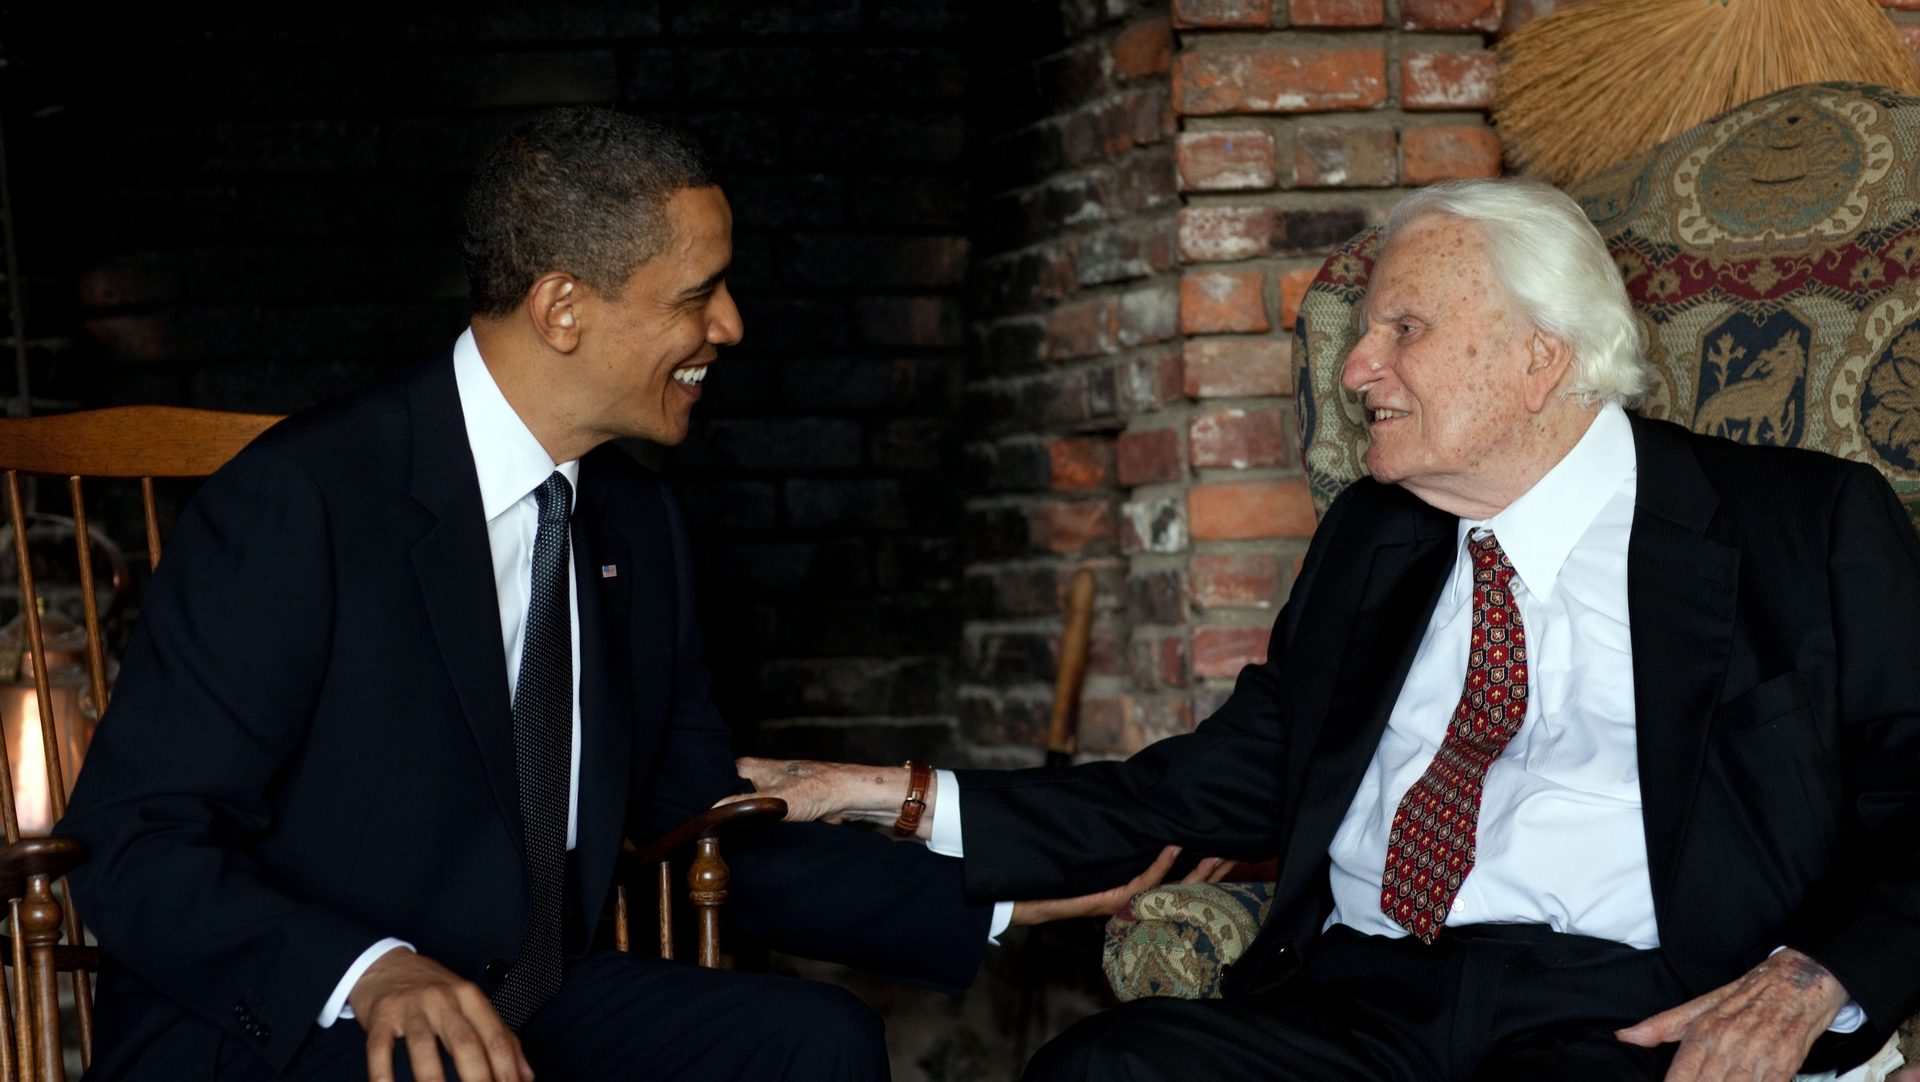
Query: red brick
[
  {"left": 1041, "top": 296, "right": 1120, "bottom": 361},
  {"left": 1192, "top": 625, "right": 1271, "bottom": 678},
  {"left": 1129, "top": 634, "right": 1193, "bottom": 691},
  {"left": 1288, "top": 0, "right": 1384, "bottom": 25},
  {"left": 1118, "top": 349, "right": 1187, "bottom": 414},
  {"left": 1086, "top": 693, "right": 1194, "bottom": 754},
  {"left": 1294, "top": 125, "right": 1396, "bottom": 188},
  {"left": 1190, "top": 553, "right": 1283, "bottom": 609},
  {"left": 1189, "top": 479, "right": 1317, "bottom": 539},
  {"left": 1403, "top": 126, "right": 1503, "bottom": 185},
  {"left": 1174, "top": 48, "right": 1387, "bottom": 116},
  {"left": 1189, "top": 408, "right": 1289, "bottom": 469},
  {"left": 1175, "top": 130, "right": 1279, "bottom": 192},
  {"left": 1172, "top": 0, "right": 1272, "bottom": 28},
  {"left": 1113, "top": 17, "right": 1173, "bottom": 79},
  {"left": 1180, "top": 270, "right": 1269, "bottom": 334},
  {"left": 1116, "top": 427, "right": 1186, "bottom": 486},
  {"left": 1401, "top": 50, "right": 1497, "bottom": 111},
  {"left": 1279, "top": 265, "right": 1317, "bottom": 330},
  {"left": 1177, "top": 206, "right": 1278, "bottom": 262},
  {"left": 1029, "top": 499, "right": 1117, "bottom": 554},
  {"left": 1048, "top": 437, "right": 1116, "bottom": 491},
  {"left": 1401, "top": 0, "right": 1503, "bottom": 30},
  {"left": 1183, "top": 337, "right": 1292, "bottom": 397}
]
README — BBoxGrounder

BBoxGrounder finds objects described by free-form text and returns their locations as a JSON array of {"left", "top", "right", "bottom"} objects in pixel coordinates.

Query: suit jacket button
[
  {"left": 232, "top": 1003, "right": 246, "bottom": 1019},
  {"left": 254, "top": 1023, "right": 271, "bottom": 1042},
  {"left": 483, "top": 959, "right": 510, "bottom": 982}
]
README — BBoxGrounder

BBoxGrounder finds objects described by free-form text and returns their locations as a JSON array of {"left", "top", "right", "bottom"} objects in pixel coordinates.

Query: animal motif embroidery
[{"left": 1695, "top": 329, "right": 1806, "bottom": 445}]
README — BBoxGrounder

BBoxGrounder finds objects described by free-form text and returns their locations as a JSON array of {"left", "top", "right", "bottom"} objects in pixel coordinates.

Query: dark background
[{"left": 1, "top": 0, "right": 995, "bottom": 744}]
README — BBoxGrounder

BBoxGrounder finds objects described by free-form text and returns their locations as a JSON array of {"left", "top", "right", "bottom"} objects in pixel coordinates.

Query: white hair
[{"left": 1380, "top": 178, "right": 1651, "bottom": 408}]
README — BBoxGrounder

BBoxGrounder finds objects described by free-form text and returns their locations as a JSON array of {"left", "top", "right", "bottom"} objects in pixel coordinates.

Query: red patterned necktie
[{"left": 1380, "top": 531, "right": 1529, "bottom": 943}]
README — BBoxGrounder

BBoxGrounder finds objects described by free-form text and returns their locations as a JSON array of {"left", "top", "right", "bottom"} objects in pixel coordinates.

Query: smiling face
[
  {"left": 1340, "top": 216, "right": 1553, "bottom": 516},
  {"left": 573, "top": 185, "right": 742, "bottom": 447}
]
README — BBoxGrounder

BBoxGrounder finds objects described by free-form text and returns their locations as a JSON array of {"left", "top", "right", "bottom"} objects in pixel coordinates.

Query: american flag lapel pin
[{"left": 600, "top": 564, "right": 619, "bottom": 579}]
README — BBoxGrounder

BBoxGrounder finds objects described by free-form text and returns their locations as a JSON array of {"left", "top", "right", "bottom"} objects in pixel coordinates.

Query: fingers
[
  {"left": 1616, "top": 993, "right": 1712, "bottom": 1047},
  {"left": 456, "top": 983, "right": 530, "bottom": 1082},
  {"left": 403, "top": 1013, "right": 450, "bottom": 1082},
  {"left": 1131, "top": 845, "right": 1182, "bottom": 890},
  {"left": 366, "top": 1026, "right": 397, "bottom": 1082}
]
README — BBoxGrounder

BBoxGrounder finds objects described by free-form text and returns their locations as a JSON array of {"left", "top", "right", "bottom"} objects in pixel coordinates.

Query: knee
[
  {"left": 1024, "top": 1009, "right": 1160, "bottom": 1082},
  {"left": 765, "top": 981, "right": 886, "bottom": 1079}
]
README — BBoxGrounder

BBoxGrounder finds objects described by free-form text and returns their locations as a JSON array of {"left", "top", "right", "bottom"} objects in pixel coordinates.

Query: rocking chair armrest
[
  {"left": 623, "top": 798, "right": 788, "bottom": 871},
  {"left": 0, "top": 836, "right": 87, "bottom": 897}
]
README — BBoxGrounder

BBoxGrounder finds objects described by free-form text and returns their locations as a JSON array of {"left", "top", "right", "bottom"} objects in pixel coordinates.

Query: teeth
[
  {"left": 1373, "top": 408, "right": 1399, "bottom": 421},
  {"left": 673, "top": 366, "right": 708, "bottom": 386}
]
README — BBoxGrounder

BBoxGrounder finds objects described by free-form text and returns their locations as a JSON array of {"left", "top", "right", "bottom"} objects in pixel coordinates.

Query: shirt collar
[
  {"left": 1457, "top": 402, "right": 1635, "bottom": 600},
  {"left": 451, "top": 327, "right": 580, "bottom": 522}
]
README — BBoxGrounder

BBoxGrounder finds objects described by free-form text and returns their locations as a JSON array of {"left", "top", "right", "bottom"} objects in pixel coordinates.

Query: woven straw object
[{"left": 1494, "top": 0, "right": 1920, "bottom": 188}]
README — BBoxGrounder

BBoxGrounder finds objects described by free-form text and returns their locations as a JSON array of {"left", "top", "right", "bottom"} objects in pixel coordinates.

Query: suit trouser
[
  {"left": 211, "top": 950, "right": 888, "bottom": 1082},
  {"left": 1025, "top": 922, "right": 1691, "bottom": 1082}
]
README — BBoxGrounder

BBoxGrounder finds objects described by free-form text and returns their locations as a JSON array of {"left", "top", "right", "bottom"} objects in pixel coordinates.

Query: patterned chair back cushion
[{"left": 1295, "top": 81, "right": 1920, "bottom": 532}]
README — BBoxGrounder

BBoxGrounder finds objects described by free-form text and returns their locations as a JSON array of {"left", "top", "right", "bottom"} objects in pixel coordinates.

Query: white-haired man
[{"left": 735, "top": 178, "right": 1920, "bottom": 1081}]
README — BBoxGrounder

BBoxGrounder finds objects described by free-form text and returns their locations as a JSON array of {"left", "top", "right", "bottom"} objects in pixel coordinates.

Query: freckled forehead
[{"left": 1368, "top": 216, "right": 1499, "bottom": 311}]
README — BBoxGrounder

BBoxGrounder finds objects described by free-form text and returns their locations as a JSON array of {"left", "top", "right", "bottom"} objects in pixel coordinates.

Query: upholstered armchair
[{"left": 1102, "top": 81, "right": 1920, "bottom": 1079}]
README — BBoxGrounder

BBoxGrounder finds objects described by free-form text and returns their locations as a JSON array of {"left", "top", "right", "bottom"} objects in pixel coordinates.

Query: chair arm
[
  {"left": 0, "top": 836, "right": 87, "bottom": 900},
  {"left": 624, "top": 797, "right": 787, "bottom": 870},
  {"left": 1102, "top": 881, "right": 1276, "bottom": 1003}
]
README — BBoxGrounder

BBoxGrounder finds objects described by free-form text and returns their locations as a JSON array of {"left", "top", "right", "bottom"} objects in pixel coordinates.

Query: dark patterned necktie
[
  {"left": 490, "top": 471, "right": 572, "bottom": 1028},
  {"left": 1380, "top": 531, "right": 1529, "bottom": 943}
]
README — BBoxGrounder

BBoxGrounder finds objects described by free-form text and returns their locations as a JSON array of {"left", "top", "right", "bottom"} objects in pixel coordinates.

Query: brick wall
[
  {"left": 1155, "top": 0, "right": 1508, "bottom": 738},
  {"left": 959, "top": 2, "right": 1182, "bottom": 764}
]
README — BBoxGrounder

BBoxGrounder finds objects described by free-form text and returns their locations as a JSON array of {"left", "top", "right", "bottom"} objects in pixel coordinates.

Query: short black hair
[{"left": 462, "top": 108, "right": 716, "bottom": 317}]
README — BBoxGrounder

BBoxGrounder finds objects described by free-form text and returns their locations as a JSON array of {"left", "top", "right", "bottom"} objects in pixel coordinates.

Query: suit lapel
[
  {"left": 404, "top": 359, "right": 524, "bottom": 847},
  {"left": 1282, "top": 494, "right": 1453, "bottom": 891},
  {"left": 1625, "top": 417, "right": 1740, "bottom": 928},
  {"left": 569, "top": 457, "right": 633, "bottom": 909}
]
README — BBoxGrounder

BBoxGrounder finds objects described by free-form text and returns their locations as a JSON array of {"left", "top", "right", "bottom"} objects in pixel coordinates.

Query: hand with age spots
[
  {"left": 721, "top": 757, "right": 929, "bottom": 835},
  {"left": 1614, "top": 947, "right": 1851, "bottom": 1082}
]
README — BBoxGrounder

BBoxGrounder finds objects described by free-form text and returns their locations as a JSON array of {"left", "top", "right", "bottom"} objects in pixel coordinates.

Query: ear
[
  {"left": 527, "top": 274, "right": 580, "bottom": 352},
  {"left": 1522, "top": 329, "right": 1574, "bottom": 414}
]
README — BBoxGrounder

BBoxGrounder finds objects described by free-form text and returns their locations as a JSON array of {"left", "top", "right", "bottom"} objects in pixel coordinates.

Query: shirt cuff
[
  {"left": 320, "top": 938, "right": 413, "bottom": 1026},
  {"left": 927, "top": 771, "right": 1014, "bottom": 944},
  {"left": 929, "top": 769, "right": 964, "bottom": 857},
  {"left": 988, "top": 901, "right": 1014, "bottom": 943},
  {"left": 1767, "top": 946, "right": 1864, "bottom": 1034}
]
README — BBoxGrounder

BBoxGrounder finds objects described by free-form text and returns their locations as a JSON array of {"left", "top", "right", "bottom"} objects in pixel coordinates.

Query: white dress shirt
[
  {"left": 1326, "top": 403, "right": 1656, "bottom": 945},
  {"left": 321, "top": 329, "right": 584, "bottom": 1025}
]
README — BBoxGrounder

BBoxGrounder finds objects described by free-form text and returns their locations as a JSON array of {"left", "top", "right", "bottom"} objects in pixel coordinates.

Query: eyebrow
[{"left": 678, "top": 264, "right": 730, "bottom": 300}]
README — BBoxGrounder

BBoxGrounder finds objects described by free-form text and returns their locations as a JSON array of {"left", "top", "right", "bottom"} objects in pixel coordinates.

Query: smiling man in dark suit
[
  {"left": 737, "top": 178, "right": 1920, "bottom": 1082},
  {"left": 57, "top": 108, "right": 992, "bottom": 1082}
]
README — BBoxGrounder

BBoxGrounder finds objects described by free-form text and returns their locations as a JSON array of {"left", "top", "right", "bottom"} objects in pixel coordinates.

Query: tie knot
[
  {"left": 1467, "top": 530, "right": 1515, "bottom": 582},
  {"left": 534, "top": 472, "right": 572, "bottom": 526}
]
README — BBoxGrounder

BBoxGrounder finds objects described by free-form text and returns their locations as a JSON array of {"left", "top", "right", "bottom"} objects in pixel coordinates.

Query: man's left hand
[{"left": 1615, "top": 947, "right": 1850, "bottom": 1082}]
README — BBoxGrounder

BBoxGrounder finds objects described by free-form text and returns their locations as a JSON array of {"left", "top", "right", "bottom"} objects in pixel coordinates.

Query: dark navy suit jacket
[
  {"left": 957, "top": 416, "right": 1920, "bottom": 1072},
  {"left": 58, "top": 356, "right": 991, "bottom": 1077}
]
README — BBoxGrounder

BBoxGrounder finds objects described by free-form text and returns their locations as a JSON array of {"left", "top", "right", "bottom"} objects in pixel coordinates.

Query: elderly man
[
  {"left": 736, "top": 178, "right": 1920, "bottom": 1081},
  {"left": 57, "top": 108, "right": 992, "bottom": 1082}
]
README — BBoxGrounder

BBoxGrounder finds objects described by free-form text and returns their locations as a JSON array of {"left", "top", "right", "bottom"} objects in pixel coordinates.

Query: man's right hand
[{"left": 348, "top": 949, "right": 534, "bottom": 1082}]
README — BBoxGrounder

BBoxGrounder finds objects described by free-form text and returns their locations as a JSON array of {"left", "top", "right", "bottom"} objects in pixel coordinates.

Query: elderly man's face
[{"left": 1340, "top": 216, "right": 1538, "bottom": 510}]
